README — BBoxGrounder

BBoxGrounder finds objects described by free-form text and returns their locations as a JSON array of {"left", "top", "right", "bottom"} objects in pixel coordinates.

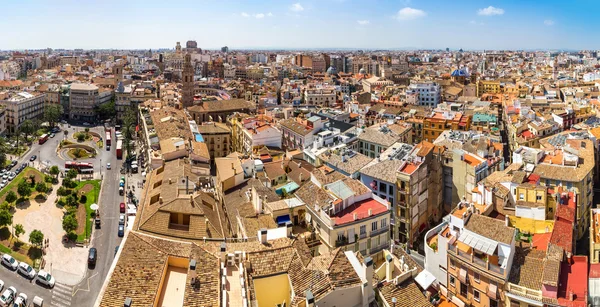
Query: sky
[{"left": 0, "top": 0, "right": 597, "bottom": 51}]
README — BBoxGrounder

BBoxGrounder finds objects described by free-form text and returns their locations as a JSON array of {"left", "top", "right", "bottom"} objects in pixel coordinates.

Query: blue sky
[{"left": 0, "top": 0, "right": 595, "bottom": 50}]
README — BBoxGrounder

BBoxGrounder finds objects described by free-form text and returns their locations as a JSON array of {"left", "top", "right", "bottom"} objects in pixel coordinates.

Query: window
[
  {"left": 536, "top": 194, "right": 542, "bottom": 201},
  {"left": 473, "top": 272, "right": 480, "bottom": 283},
  {"left": 337, "top": 232, "right": 345, "bottom": 241},
  {"left": 460, "top": 282, "right": 468, "bottom": 297},
  {"left": 489, "top": 299, "right": 498, "bottom": 307},
  {"left": 519, "top": 193, "right": 524, "bottom": 200},
  {"left": 360, "top": 225, "right": 366, "bottom": 236},
  {"left": 371, "top": 221, "right": 378, "bottom": 231},
  {"left": 381, "top": 218, "right": 387, "bottom": 228},
  {"left": 450, "top": 259, "right": 456, "bottom": 269},
  {"left": 449, "top": 275, "right": 455, "bottom": 286}
]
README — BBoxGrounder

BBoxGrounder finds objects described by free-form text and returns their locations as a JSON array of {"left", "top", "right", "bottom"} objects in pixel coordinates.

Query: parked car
[
  {"left": 118, "top": 224, "right": 124, "bottom": 237},
  {"left": 20, "top": 164, "right": 26, "bottom": 169},
  {"left": 36, "top": 270, "right": 56, "bottom": 288},
  {"left": 114, "top": 246, "right": 119, "bottom": 257},
  {"left": 120, "top": 203, "right": 125, "bottom": 213},
  {"left": 7, "top": 173, "right": 15, "bottom": 180},
  {"left": 1, "top": 255, "right": 18, "bottom": 270},
  {"left": 49, "top": 133, "right": 55, "bottom": 138},
  {"left": 0, "top": 280, "right": 3, "bottom": 292},
  {"left": 88, "top": 248, "right": 97, "bottom": 266},
  {"left": 29, "top": 155, "right": 37, "bottom": 162},
  {"left": 0, "top": 286, "right": 16, "bottom": 306},
  {"left": 82, "top": 122, "right": 90, "bottom": 126},
  {"left": 12, "top": 293, "right": 27, "bottom": 307},
  {"left": 106, "top": 163, "right": 111, "bottom": 170},
  {"left": 119, "top": 214, "right": 125, "bottom": 225},
  {"left": 17, "top": 262, "right": 36, "bottom": 279}
]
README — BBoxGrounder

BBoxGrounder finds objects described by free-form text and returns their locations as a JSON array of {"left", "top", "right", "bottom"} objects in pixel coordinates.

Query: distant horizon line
[{"left": 0, "top": 47, "right": 587, "bottom": 53}]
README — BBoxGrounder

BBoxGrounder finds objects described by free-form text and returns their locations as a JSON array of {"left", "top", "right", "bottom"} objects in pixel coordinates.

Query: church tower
[
  {"left": 176, "top": 42, "right": 182, "bottom": 54},
  {"left": 112, "top": 64, "right": 123, "bottom": 87},
  {"left": 182, "top": 53, "right": 194, "bottom": 108}
]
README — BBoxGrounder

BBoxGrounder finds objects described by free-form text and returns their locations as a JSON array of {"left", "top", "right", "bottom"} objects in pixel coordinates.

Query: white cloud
[
  {"left": 241, "top": 12, "right": 250, "bottom": 17},
  {"left": 544, "top": 19, "right": 554, "bottom": 26},
  {"left": 396, "top": 7, "right": 426, "bottom": 20},
  {"left": 290, "top": 3, "right": 304, "bottom": 12},
  {"left": 267, "top": 12, "right": 273, "bottom": 17},
  {"left": 357, "top": 20, "right": 370, "bottom": 25},
  {"left": 254, "top": 13, "right": 265, "bottom": 19},
  {"left": 477, "top": 6, "right": 504, "bottom": 16}
]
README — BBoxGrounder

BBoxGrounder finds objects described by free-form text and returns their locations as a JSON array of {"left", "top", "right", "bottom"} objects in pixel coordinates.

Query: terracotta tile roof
[
  {"left": 319, "top": 150, "right": 373, "bottom": 175},
  {"left": 187, "top": 98, "right": 255, "bottom": 113},
  {"left": 465, "top": 214, "right": 515, "bottom": 244},
  {"left": 379, "top": 280, "right": 433, "bottom": 307},
  {"left": 279, "top": 118, "right": 314, "bottom": 136},
  {"left": 509, "top": 247, "right": 545, "bottom": 290},
  {"left": 360, "top": 159, "right": 405, "bottom": 183},
  {"left": 295, "top": 181, "right": 335, "bottom": 210}
]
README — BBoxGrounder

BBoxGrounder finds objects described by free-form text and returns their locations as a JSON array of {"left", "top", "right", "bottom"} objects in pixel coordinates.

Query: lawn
[
  {"left": 0, "top": 167, "right": 45, "bottom": 203},
  {"left": 0, "top": 227, "right": 39, "bottom": 267},
  {"left": 74, "top": 180, "right": 101, "bottom": 242},
  {"left": 67, "top": 148, "right": 91, "bottom": 159}
]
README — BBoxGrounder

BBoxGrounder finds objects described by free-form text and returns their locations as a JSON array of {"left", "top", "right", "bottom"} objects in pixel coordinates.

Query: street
[{"left": 0, "top": 123, "right": 126, "bottom": 307}]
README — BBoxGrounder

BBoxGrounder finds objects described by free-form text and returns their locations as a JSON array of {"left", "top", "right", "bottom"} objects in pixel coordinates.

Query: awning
[
  {"left": 451, "top": 296, "right": 466, "bottom": 307},
  {"left": 414, "top": 270, "right": 436, "bottom": 290},
  {"left": 276, "top": 215, "right": 291, "bottom": 226},
  {"left": 459, "top": 267, "right": 468, "bottom": 283},
  {"left": 458, "top": 229, "right": 498, "bottom": 255}
]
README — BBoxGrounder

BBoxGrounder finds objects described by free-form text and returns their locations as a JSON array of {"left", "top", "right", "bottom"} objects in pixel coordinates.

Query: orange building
[{"left": 423, "top": 111, "right": 471, "bottom": 142}]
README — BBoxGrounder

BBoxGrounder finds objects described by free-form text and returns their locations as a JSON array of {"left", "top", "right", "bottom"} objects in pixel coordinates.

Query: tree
[
  {"left": 5, "top": 191, "right": 17, "bottom": 204},
  {"left": 66, "top": 168, "right": 78, "bottom": 180},
  {"left": 35, "top": 182, "right": 48, "bottom": 194},
  {"left": 50, "top": 165, "right": 60, "bottom": 178},
  {"left": 0, "top": 209, "right": 12, "bottom": 228},
  {"left": 19, "top": 119, "right": 36, "bottom": 143},
  {"left": 29, "top": 174, "right": 36, "bottom": 187},
  {"left": 17, "top": 179, "right": 32, "bottom": 199},
  {"left": 29, "top": 229, "right": 44, "bottom": 247},
  {"left": 76, "top": 133, "right": 85, "bottom": 142},
  {"left": 63, "top": 130, "right": 68, "bottom": 140},
  {"left": 84, "top": 127, "right": 90, "bottom": 134},
  {"left": 62, "top": 215, "right": 78, "bottom": 233},
  {"left": 13, "top": 224, "right": 24, "bottom": 245},
  {"left": 43, "top": 104, "right": 63, "bottom": 128},
  {"left": 96, "top": 99, "right": 116, "bottom": 119},
  {"left": 0, "top": 152, "right": 6, "bottom": 171},
  {"left": 65, "top": 194, "right": 78, "bottom": 207}
]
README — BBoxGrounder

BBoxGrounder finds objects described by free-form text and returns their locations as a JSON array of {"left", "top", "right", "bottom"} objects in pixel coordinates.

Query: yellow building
[{"left": 476, "top": 80, "right": 501, "bottom": 97}]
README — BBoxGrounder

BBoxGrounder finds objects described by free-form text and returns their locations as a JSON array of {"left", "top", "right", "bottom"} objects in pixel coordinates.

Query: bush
[
  {"left": 76, "top": 133, "right": 85, "bottom": 142},
  {"left": 57, "top": 198, "right": 66, "bottom": 207},
  {"left": 57, "top": 186, "right": 67, "bottom": 196},
  {"left": 44, "top": 175, "right": 53, "bottom": 183},
  {"left": 79, "top": 195, "right": 87, "bottom": 204},
  {"left": 66, "top": 232, "right": 77, "bottom": 242}
]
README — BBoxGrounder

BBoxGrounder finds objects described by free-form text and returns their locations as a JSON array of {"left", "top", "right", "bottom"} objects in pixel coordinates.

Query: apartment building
[
  {"left": 358, "top": 123, "right": 412, "bottom": 158},
  {"left": 423, "top": 111, "right": 471, "bottom": 142},
  {"left": 591, "top": 208, "right": 600, "bottom": 264},
  {"left": 446, "top": 207, "right": 515, "bottom": 307},
  {"left": 114, "top": 82, "right": 132, "bottom": 122},
  {"left": 476, "top": 80, "right": 501, "bottom": 96},
  {"left": 280, "top": 115, "right": 324, "bottom": 150},
  {"left": 452, "top": 149, "right": 489, "bottom": 203},
  {"left": 406, "top": 81, "right": 442, "bottom": 107},
  {"left": 296, "top": 175, "right": 391, "bottom": 257},
  {"left": 228, "top": 114, "right": 281, "bottom": 156},
  {"left": 196, "top": 122, "right": 231, "bottom": 159},
  {"left": 0, "top": 91, "right": 45, "bottom": 133},
  {"left": 69, "top": 83, "right": 113, "bottom": 121},
  {"left": 304, "top": 87, "right": 336, "bottom": 106}
]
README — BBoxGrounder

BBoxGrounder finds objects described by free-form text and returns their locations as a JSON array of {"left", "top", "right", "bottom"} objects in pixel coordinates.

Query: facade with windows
[
  {"left": 196, "top": 122, "right": 231, "bottom": 160},
  {"left": 0, "top": 91, "right": 45, "bottom": 134},
  {"left": 406, "top": 81, "right": 441, "bottom": 107},
  {"left": 69, "top": 83, "right": 113, "bottom": 121}
]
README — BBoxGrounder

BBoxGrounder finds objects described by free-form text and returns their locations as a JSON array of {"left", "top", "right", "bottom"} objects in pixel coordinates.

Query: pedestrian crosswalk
[{"left": 51, "top": 283, "right": 73, "bottom": 307}]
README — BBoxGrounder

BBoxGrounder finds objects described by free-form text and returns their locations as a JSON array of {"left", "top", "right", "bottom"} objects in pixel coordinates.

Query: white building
[
  {"left": 0, "top": 92, "right": 45, "bottom": 134},
  {"left": 406, "top": 81, "right": 441, "bottom": 107}
]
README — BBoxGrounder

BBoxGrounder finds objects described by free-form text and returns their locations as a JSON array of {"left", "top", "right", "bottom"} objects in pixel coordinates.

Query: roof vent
[{"left": 124, "top": 297, "right": 132, "bottom": 307}]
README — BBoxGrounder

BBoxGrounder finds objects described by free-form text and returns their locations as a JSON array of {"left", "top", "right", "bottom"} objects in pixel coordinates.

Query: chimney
[
  {"left": 190, "top": 195, "right": 194, "bottom": 206},
  {"left": 362, "top": 256, "right": 374, "bottom": 307},
  {"left": 505, "top": 215, "right": 509, "bottom": 227},
  {"left": 286, "top": 221, "right": 293, "bottom": 237},
  {"left": 159, "top": 197, "right": 163, "bottom": 204},
  {"left": 220, "top": 242, "right": 227, "bottom": 263},
  {"left": 353, "top": 213, "right": 358, "bottom": 221},
  {"left": 186, "top": 175, "right": 189, "bottom": 194},
  {"left": 305, "top": 290, "right": 315, "bottom": 307},
  {"left": 299, "top": 172, "right": 303, "bottom": 183},
  {"left": 385, "top": 254, "right": 394, "bottom": 281},
  {"left": 168, "top": 178, "right": 172, "bottom": 184},
  {"left": 189, "top": 259, "right": 197, "bottom": 285},
  {"left": 259, "top": 228, "right": 268, "bottom": 244},
  {"left": 368, "top": 209, "right": 372, "bottom": 216},
  {"left": 124, "top": 298, "right": 132, "bottom": 307}
]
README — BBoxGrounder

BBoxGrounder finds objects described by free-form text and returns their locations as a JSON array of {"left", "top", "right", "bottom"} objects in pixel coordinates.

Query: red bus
[
  {"left": 39, "top": 134, "right": 49, "bottom": 144},
  {"left": 65, "top": 161, "right": 94, "bottom": 171},
  {"left": 105, "top": 129, "right": 111, "bottom": 147}
]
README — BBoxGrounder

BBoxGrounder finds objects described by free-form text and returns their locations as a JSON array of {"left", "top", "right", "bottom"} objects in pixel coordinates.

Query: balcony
[
  {"left": 370, "top": 225, "right": 389, "bottom": 237},
  {"left": 449, "top": 242, "right": 507, "bottom": 277},
  {"left": 370, "top": 241, "right": 390, "bottom": 254},
  {"left": 335, "top": 236, "right": 348, "bottom": 247},
  {"left": 359, "top": 232, "right": 367, "bottom": 240}
]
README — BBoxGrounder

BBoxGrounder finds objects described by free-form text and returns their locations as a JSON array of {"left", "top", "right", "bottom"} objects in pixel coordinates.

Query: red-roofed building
[{"left": 557, "top": 256, "right": 588, "bottom": 307}]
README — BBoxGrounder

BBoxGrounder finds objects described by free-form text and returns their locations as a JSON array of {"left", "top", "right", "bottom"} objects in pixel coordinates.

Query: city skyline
[{"left": 2, "top": 0, "right": 597, "bottom": 51}]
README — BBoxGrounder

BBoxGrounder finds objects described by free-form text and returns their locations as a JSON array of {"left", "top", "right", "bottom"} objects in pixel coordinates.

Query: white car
[
  {"left": 17, "top": 262, "right": 36, "bottom": 279},
  {"left": 106, "top": 163, "right": 111, "bottom": 170},
  {"left": 7, "top": 173, "right": 14, "bottom": 180},
  {"left": 83, "top": 122, "right": 90, "bottom": 126},
  {"left": 0, "top": 286, "right": 16, "bottom": 306},
  {"left": 0, "top": 280, "right": 3, "bottom": 292},
  {"left": 1, "top": 255, "right": 18, "bottom": 270},
  {"left": 12, "top": 293, "right": 26, "bottom": 307},
  {"left": 36, "top": 270, "right": 55, "bottom": 288}
]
